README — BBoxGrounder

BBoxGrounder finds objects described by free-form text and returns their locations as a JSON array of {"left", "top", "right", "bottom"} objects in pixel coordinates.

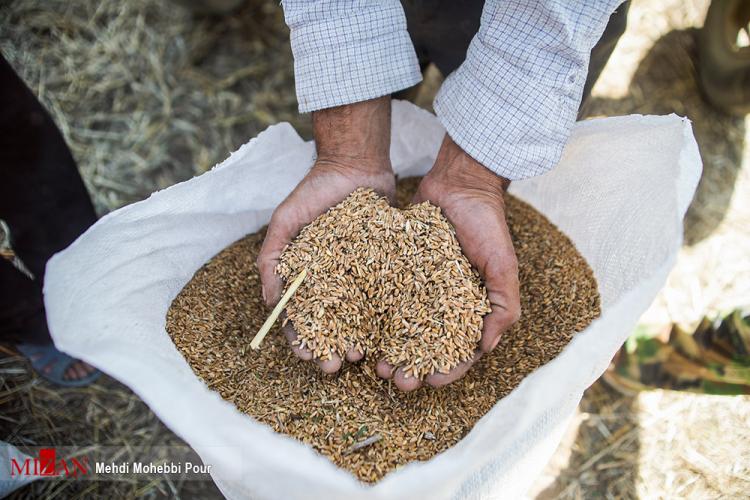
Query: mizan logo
[{"left": 10, "top": 448, "right": 90, "bottom": 478}]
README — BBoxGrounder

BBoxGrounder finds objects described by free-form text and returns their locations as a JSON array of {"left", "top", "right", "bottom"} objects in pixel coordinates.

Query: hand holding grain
[
  {"left": 256, "top": 96, "right": 395, "bottom": 374},
  {"left": 375, "top": 134, "right": 521, "bottom": 391}
]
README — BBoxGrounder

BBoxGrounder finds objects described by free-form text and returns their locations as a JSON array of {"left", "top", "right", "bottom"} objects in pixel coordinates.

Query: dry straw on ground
[
  {"left": 276, "top": 188, "right": 491, "bottom": 379},
  {"left": 166, "top": 177, "right": 601, "bottom": 482}
]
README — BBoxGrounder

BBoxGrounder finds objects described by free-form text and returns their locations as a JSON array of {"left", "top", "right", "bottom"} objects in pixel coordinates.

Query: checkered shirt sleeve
[
  {"left": 282, "top": 0, "right": 624, "bottom": 180},
  {"left": 434, "top": 0, "right": 625, "bottom": 180},
  {"left": 282, "top": 0, "right": 422, "bottom": 113}
]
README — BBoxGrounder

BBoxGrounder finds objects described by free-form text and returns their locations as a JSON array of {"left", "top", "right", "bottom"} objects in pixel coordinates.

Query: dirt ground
[{"left": 1, "top": 0, "right": 748, "bottom": 498}]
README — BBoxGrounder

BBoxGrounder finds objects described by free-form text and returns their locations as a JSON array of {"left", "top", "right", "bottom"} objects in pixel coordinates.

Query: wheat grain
[
  {"left": 166, "top": 177, "right": 601, "bottom": 483},
  {"left": 276, "top": 188, "right": 491, "bottom": 378}
]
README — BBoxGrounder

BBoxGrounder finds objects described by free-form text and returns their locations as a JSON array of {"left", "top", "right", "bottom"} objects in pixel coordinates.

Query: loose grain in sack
[{"left": 166, "top": 177, "right": 601, "bottom": 482}]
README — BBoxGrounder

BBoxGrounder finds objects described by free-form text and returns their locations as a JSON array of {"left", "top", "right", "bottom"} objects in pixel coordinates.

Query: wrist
[
  {"left": 427, "top": 134, "right": 510, "bottom": 194},
  {"left": 312, "top": 96, "right": 392, "bottom": 173}
]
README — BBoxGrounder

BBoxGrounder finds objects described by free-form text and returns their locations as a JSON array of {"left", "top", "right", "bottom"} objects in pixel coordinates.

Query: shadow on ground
[
  {"left": 582, "top": 28, "right": 745, "bottom": 246},
  {"left": 534, "top": 381, "right": 641, "bottom": 499},
  {"left": 537, "top": 26, "right": 746, "bottom": 499}
]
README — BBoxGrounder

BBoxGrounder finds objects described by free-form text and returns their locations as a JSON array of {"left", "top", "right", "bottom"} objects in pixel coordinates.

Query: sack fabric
[{"left": 44, "top": 101, "right": 702, "bottom": 499}]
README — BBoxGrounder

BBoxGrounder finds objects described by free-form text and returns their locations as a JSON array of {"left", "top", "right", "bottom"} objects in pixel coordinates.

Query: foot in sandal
[{"left": 15, "top": 342, "right": 101, "bottom": 387}]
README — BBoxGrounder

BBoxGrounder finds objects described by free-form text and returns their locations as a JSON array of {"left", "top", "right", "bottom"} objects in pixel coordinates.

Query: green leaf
[
  {"left": 701, "top": 380, "right": 747, "bottom": 395},
  {"left": 635, "top": 336, "right": 661, "bottom": 360}
]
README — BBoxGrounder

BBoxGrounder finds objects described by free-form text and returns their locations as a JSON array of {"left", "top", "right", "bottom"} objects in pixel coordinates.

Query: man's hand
[
  {"left": 376, "top": 134, "right": 521, "bottom": 391},
  {"left": 256, "top": 96, "right": 395, "bottom": 374}
]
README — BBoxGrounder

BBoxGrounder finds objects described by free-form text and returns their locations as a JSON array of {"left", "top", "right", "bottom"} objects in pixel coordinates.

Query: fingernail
[{"left": 490, "top": 335, "right": 501, "bottom": 351}]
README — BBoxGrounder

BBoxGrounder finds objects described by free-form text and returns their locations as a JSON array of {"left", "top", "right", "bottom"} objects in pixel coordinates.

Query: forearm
[{"left": 313, "top": 97, "right": 392, "bottom": 166}]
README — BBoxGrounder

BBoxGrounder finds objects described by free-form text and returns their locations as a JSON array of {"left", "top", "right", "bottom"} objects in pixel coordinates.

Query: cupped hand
[
  {"left": 256, "top": 96, "right": 394, "bottom": 374},
  {"left": 376, "top": 134, "right": 521, "bottom": 391}
]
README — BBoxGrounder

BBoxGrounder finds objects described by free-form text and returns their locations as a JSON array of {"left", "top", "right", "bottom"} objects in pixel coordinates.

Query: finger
[
  {"left": 345, "top": 348, "right": 364, "bottom": 362},
  {"left": 425, "top": 350, "right": 482, "bottom": 388},
  {"left": 257, "top": 204, "right": 306, "bottom": 306},
  {"left": 456, "top": 208, "right": 521, "bottom": 353},
  {"left": 317, "top": 353, "right": 342, "bottom": 374},
  {"left": 410, "top": 180, "right": 430, "bottom": 204},
  {"left": 283, "top": 321, "right": 313, "bottom": 361},
  {"left": 479, "top": 303, "right": 520, "bottom": 353},
  {"left": 284, "top": 319, "right": 342, "bottom": 371},
  {"left": 393, "top": 367, "right": 422, "bottom": 391},
  {"left": 376, "top": 359, "right": 395, "bottom": 379},
  {"left": 477, "top": 237, "right": 520, "bottom": 353}
]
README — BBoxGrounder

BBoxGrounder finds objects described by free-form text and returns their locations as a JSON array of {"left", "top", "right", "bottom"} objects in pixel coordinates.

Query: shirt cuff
[
  {"left": 434, "top": 39, "right": 583, "bottom": 181},
  {"left": 287, "top": 3, "right": 423, "bottom": 113}
]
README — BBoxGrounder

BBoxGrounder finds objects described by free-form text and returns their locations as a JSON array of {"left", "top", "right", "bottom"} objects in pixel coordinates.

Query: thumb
[{"left": 256, "top": 205, "right": 302, "bottom": 306}]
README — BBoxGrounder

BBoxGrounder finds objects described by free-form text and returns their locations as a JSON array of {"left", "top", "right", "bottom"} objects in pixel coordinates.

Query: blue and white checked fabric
[
  {"left": 282, "top": 0, "right": 624, "bottom": 180},
  {"left": 282, "top": 1, "right": 422, "bottom": 112}
]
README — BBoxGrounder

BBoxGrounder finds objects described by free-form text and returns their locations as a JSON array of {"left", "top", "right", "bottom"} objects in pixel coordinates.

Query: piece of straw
[
  {"left": 250, "top": 268, "right": 307, "bottom": 350},
  {"left": 344, "top": 434, "right": 382, "bottom": 455}
]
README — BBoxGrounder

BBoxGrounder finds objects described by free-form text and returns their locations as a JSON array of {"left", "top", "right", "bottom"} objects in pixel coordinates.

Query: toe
[
  {"left": 61, "top": 361, "right": 96, "bottom": 381},
  {"left": 74, "top": 362, "right": 88, "bottom": 378}
]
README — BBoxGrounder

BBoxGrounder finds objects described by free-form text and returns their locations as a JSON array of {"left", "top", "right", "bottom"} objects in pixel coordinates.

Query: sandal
[{"left": 16, "top": 343, "right": 101, "bottom": 387}]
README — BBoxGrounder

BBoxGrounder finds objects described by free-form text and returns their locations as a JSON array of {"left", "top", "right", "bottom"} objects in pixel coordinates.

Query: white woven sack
[{"left": 44, "top": 101, "right": 701, "bottom": 499}]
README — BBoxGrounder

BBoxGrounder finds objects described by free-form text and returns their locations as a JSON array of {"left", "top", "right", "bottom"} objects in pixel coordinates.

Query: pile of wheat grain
[
  {"left": 276, "top": 188, "right": 491, "bottom": 379},
  {"left": 166, "top": 177, "right": 600, "bottom": 482}
]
